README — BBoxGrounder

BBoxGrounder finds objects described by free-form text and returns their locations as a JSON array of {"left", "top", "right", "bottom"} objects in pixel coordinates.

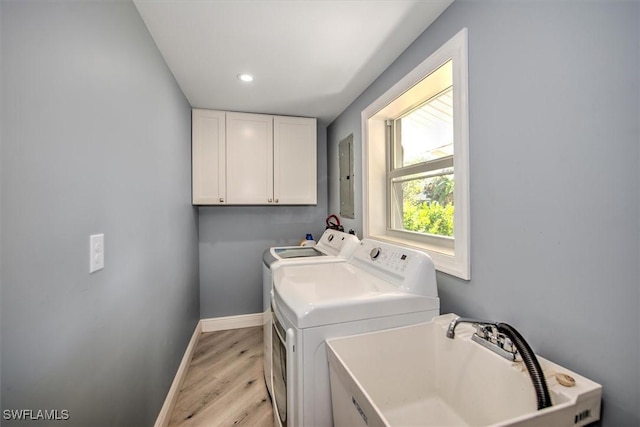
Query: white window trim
[{"left": 361, "top": 28, "right": 470, "bottom": 280}]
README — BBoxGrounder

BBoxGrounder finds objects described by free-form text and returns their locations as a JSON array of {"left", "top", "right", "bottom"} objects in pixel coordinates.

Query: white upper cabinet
[
  {"left": 192, "top": 109, "right": 317, "bottom": 205},
  {"left": 226, "top": 112, "right": 274, "bottom": 204},
  {"left": 192, "top": 109, "right": 226, "bottom": 205},
  {"left": 274, "top": 116, "right": 317, "bottom": 205}
]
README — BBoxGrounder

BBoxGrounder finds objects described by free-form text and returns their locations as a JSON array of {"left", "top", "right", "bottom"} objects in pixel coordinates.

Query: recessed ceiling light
[{"left": 237, "top": 73, "right": 254, "bottom": 82}]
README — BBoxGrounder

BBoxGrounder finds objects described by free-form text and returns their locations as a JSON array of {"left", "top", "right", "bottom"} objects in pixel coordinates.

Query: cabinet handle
[
  {"left": 268, "top": 198, "right": 273, "bottom": 203},
  {"left": 219, "top": 198, "right": 224, "bottom": 202}
]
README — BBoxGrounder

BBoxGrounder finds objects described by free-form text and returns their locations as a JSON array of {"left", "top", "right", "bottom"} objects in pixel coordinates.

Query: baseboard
[
  {"left": 154, "top": 321, "right": 202, "bottom": 427},
  {"left": 201, "top": 312, "right": 263, "bottom": 333}
]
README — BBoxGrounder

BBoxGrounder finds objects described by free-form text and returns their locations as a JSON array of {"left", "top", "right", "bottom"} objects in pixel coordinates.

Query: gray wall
[
  {"left": 0, "top": 0, "right": 3, "bottom": 416},
  {"left": 1, "top": 1, "right": 199, "bottom": 426},
  {"left": 199, "top": 127, "right": 329, "bottom": 318},
  {"left": 327, "top": 1, "right": 639, "bottom": 425}
]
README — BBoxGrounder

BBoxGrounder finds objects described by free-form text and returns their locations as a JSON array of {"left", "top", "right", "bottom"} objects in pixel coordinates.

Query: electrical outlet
[{"left": 89, "top": 234, "right": 104, "bottom": 273}]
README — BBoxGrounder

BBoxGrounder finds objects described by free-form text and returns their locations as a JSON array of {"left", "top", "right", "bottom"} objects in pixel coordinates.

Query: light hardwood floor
[{"left": 168, "top": 326, "right": 274, "bottom": 427}]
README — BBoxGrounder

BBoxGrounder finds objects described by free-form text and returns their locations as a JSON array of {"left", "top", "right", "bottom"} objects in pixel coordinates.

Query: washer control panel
[{"left": 317, "top": 229, "right": 360, "bottom": 257}]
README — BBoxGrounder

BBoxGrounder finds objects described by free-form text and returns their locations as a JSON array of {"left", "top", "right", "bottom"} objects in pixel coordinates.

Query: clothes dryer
[{"left": 271, "top": 238, "right": 440, "bottom": 427}]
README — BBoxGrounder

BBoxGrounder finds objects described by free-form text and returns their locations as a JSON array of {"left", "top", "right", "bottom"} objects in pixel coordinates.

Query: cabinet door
[
  {"left": 192, "top": 109, "right": 226, "bottom": 205},
  {"left": 226, "top": 112, "right": 274, "bottom": 204},
  {"left": 273, "top": 116, "right": 317, "bottom": 205}
]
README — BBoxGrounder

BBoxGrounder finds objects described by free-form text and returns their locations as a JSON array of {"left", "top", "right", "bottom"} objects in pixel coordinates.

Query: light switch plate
[{"left": 89, "top": 234, "right": 104, "bottom": 273}]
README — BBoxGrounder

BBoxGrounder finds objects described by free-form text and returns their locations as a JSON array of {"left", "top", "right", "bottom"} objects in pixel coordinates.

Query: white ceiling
[{"left": 133, "top": 0, "right": 453, "bottom": 126}]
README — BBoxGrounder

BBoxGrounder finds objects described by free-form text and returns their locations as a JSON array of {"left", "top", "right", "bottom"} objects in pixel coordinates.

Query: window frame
[
  {"left": 387, "top": 85, "right": 455, "bottom": 241},
  {"left": 361, "top": 28, "right": 470, "bottom": 280}
]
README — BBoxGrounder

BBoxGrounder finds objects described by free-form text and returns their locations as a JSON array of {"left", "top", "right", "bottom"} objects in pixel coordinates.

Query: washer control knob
[
  {"left": 370, "top": 247, "right": 382, "bottom": 260},
  {"left": 327, "top": 234, "right": 334, "bottom": 242}
]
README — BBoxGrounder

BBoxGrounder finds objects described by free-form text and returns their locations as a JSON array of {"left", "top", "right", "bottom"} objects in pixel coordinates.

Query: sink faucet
[
  {"left": 446, "top": 317, "right": 496, "bottom": 339},
  {"left": 445, "top": 315, "right": 553, "bottom": 411}
]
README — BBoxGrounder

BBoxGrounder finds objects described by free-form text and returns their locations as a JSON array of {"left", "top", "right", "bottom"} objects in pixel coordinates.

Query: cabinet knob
[
  {"left": 268, "top": 198, "right": 273, "bottom": 203},
  {"left": 275, "top": 199, "right": 279, "bottom": 203},
  {"left": 219, "top": 198, "right": 224, "bottom": 202}
]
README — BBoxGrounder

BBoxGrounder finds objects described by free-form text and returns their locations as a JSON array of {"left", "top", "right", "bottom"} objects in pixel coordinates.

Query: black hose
[{"left": 496, "top": 322, "right": 553, "bottom": 410}]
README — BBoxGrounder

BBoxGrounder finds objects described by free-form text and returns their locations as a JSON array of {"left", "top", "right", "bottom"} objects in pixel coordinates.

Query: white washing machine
[
  {"left": 271, "top": 238, "right": 440, "bottom": 427},
  {"left": 262, "top": 229, "right": 359, "bottom": 398}
]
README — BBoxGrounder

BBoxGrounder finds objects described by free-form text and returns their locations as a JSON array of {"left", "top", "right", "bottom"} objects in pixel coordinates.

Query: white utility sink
[{"left": 326, "top": 314, "right": 601, "bottom": 427}]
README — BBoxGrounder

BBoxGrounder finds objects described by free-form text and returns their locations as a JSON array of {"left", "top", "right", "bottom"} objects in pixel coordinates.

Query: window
[
  {"left": 389, "top": 72, "right": 454, "bottom": 239},
  {"left": 362, "top": 29, "right": 469, "bottom": 279}
]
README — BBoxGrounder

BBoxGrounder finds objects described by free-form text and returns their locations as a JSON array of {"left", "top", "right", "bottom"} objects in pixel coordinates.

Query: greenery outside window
[{"left": 362, "top": 29, "right": 469, "bottom": 279}]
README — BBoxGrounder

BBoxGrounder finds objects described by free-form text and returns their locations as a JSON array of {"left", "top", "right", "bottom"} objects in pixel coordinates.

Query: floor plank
[{"left": 168, "top": 326, "right": 273, "bottom": 427}]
